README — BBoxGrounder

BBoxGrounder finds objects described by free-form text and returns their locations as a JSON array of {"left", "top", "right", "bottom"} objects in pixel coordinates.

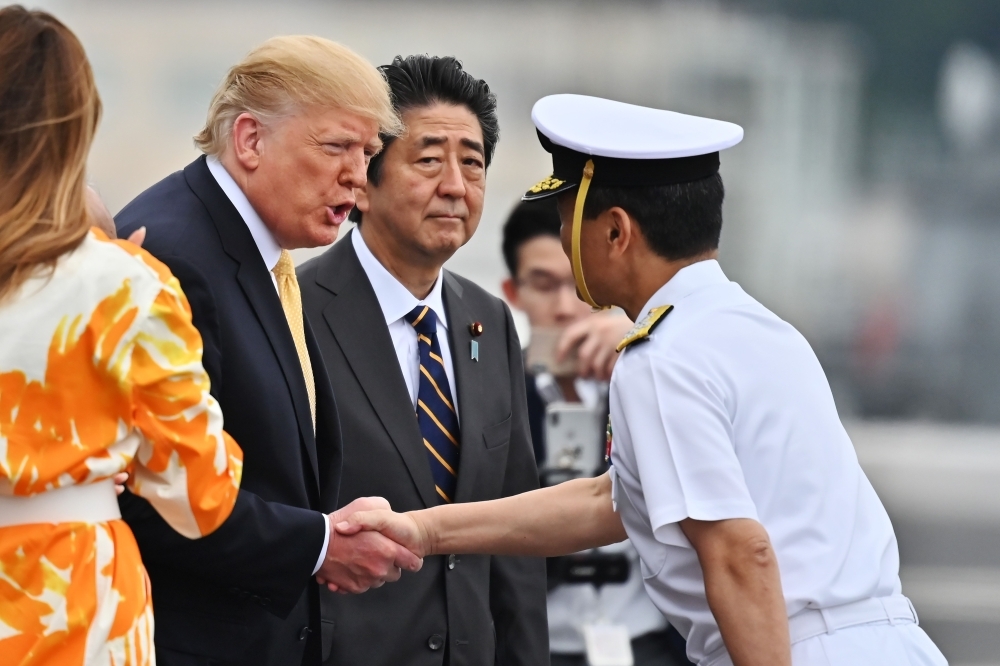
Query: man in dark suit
[
  {"left": 298, "top": 55, "right": 548, "bottom": 666},
  {"left": 115, "top": 36, "right": 420, "bottom": 666}
]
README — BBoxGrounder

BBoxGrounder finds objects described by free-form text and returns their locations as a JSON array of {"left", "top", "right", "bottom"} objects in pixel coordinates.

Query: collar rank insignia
[{"left": 616, "top": 305, "right": 674, "bottom": 352}]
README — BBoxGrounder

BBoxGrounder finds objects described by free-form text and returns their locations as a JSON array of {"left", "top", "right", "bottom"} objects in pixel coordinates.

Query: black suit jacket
[
  {"left": 115, "top": 156, "right": 342, "bottom": 666},
  {"left": 298, "top": 230, "right": 549, "bottom": 666}
]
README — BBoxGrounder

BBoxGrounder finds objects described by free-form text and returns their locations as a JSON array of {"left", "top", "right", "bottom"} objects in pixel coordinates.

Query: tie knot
[
  {"left": 273, "top": 249, "right": 295, "bottom": 278},
  {"left": 405, "top": 305, "right": 438, "bottom": 336}
]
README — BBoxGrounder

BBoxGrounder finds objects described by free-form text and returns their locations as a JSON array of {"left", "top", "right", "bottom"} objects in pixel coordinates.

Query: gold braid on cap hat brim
[{"left": 571, "top": 160, "right": 610, "bottom": 310}]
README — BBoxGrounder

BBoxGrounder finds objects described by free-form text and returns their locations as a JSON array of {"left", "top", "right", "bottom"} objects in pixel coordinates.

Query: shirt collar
[
  {"left": 206, "top": 154, "right": 282, "bottom": 272},
  {"left": 352, "top": 227, "right": 448, "bottom": 329},
  {"left": 638, "top": 259, "right": 729, "bottom": 317}
]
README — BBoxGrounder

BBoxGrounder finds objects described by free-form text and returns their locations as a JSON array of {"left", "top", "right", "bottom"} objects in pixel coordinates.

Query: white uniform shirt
[
  {"left": 609, "top": 260, "right": 900, "bottom": 665},
  {"left": 352, "top": 229, "right": 459, "bottom": 418}
]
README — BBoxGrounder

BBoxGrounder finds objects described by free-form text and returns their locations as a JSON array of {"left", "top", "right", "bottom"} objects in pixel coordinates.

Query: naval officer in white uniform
[{"left": 333, "top": 94, "right": 948, "bottom": 666}]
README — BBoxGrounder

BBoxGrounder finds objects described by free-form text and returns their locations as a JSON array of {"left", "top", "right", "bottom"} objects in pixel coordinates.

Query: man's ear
[
  {"left": 354, "top": 184, "right": 372, "bottom": 215},
  {"left": 605, "top": 206, "right": 634, "bottom": 258},
  {"left": 232, "top": 113, "right": 263, "bottom": 171},
  {"left": 501, "top": 277, "right": 520, "bottom": 309}
]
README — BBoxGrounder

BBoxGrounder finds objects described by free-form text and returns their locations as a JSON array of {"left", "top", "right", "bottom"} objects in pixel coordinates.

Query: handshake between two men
[
  {"left": 318, "top": 474, "right": 631, "bottom": 595},
  {"left": 317, "top": 497, "right": 425, "bottom": 594}
]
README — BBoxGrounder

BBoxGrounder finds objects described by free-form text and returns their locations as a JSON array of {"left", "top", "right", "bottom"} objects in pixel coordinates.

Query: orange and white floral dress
[{"left": 0, "top": 229, "right": 243, "bottom": 666}]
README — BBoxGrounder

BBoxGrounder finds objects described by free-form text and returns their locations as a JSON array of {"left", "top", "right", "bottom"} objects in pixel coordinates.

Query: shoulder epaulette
[{"left": 616, "top": 305, "right": 674, "bottom": 352}]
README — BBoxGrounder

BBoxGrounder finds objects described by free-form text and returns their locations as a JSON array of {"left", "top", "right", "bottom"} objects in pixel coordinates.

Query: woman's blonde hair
[
  {"left": 195, "top": 35, "right": 401, "bottom": 155},
  {"left": 0, "top": 6, "right": 101, "bottom": 302}
]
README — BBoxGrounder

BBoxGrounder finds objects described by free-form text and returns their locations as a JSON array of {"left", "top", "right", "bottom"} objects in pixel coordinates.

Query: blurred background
[{"left": 28, "top": 0, "right": 1000, "bottom": 662}]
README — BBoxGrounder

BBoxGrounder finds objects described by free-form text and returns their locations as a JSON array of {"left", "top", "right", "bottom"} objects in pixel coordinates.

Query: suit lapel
[
  {"left": 443, "top": 273, "right": 488, "bottom": 505},
  {"left": 183, "top": 157, "right": 319, "bottom": 488},
  {"left": 313, "top": 233, "right": 438, "bottom": 508}
]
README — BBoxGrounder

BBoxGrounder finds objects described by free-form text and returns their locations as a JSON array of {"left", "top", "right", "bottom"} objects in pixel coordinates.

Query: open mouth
[{"left": 326, "top": 203, "right": 354, "bottom": 226}]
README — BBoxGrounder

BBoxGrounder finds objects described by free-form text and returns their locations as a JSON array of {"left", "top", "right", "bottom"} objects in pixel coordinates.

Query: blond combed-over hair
[{"left": 195, "top": 35, "right": 401, "bottom": 155}]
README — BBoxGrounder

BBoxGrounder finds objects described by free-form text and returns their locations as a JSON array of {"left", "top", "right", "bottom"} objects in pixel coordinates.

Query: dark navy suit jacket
[{"left": 116, "top": 156, "right": 342, "bottom": 666}]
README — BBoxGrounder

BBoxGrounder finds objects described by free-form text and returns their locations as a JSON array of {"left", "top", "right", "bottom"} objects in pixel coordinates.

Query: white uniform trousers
[
  {"left": 789, "top": 622, "right": 947, "bottom": 665},
  {"left": 706, "top": 621, "right": 947, "bottom": 666}
]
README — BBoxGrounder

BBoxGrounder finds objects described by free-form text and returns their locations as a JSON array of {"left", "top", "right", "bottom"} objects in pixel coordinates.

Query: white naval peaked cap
[
  {"left": 524, "top": 94, "right": 744, "bottom": 200},
  {"left": 533, "top": 94, "right": 744, "bottom": 159}
]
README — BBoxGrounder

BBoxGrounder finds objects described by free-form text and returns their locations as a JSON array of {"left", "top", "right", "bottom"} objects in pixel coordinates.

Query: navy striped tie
[{"left": 405, "top": 305, "right": 460, "bottom": 504}]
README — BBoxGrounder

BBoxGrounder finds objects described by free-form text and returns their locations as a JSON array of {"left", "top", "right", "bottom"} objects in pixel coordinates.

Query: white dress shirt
[
  {"left": 206, "top": 155, "right": 330, "bottom": 575},
  {"left": 351, "top": 228, "right": 460, "bottom": 420},
  {"left": 609, "top": 260, "right": 902, "bottom": 664}
]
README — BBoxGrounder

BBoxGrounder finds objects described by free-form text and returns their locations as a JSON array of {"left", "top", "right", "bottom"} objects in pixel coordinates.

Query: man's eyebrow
[
  {"left": 419, "top": 135, "right": 447, "bottom": 148},
  {"left": 524, "top": 267, "right": 559, "bottom": 278},
  {"left": 416, "top": 135, "right": 485, "bottom": 157},
  {"left": 460, "top": 138, "right": 485, "bottom": 156},
  {"left": 318, "top": 132, "right": 361, "bottom": 145}
]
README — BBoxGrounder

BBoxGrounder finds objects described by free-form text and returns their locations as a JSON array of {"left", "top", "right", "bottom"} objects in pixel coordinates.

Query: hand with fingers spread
[
  {"left": 316, "top": 497, "right": 424, "bottom": 594},
  {"left": 556, "top": 312, "right": 633, "bottom": 381}
]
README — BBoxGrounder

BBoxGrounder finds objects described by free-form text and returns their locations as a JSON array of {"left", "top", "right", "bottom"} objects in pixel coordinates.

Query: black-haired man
[
  {"left": 298, "top": 55, "right": 547, "bottom": 666},
  {"left": 502, "top": 198, "right": 691, "bottom": 666},
  {"left": 336, "top": 95, "right": 946, "bottom": 666}
]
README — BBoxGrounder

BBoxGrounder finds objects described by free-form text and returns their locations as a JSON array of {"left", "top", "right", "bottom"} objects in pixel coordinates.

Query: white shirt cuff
[{"left": 312, "top": 513, "right": 330, "bottom": 575}]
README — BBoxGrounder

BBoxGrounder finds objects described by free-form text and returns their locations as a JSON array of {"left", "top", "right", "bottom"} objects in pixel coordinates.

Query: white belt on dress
[
  {"left": 0, "top": 479, "right": 121, "bottom": 527},
  {"left": 701, "top": 594, "right": 918, "bottom": 666}
]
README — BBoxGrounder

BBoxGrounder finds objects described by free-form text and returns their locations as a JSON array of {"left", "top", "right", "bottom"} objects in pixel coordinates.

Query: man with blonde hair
[{"left": 116, "top": 36, "right": 421, "bottom": 666}]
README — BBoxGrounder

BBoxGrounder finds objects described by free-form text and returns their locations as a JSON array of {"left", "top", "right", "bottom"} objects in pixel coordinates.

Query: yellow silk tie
[{"left": 272, "top": 250, "right": 316, "bottom": 430}]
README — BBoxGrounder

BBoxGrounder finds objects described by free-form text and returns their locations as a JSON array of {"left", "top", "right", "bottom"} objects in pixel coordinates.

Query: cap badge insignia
[
  {"left": 528, "top": 175, "right": 566, "bottom": 193},
  {"left": 616, "top": 305, "right": 674, "bottom": 352}
]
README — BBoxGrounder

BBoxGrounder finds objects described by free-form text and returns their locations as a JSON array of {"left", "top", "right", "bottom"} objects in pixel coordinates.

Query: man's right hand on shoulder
[{"left": 316, "top": 497, "right": 423, "bottom": 594}]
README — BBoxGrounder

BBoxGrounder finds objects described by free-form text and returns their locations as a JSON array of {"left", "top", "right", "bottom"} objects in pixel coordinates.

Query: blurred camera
[
  {"left": 541, "top": 402, "right": 629, "bottom": 587},
  {"left": 540, "top": 402, "right": 604, "bottom": 485}
]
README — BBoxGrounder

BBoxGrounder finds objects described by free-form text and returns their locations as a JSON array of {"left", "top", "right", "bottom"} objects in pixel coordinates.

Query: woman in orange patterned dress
[{"left": 0, "top": 7, "right": 243, "bottom": 665}]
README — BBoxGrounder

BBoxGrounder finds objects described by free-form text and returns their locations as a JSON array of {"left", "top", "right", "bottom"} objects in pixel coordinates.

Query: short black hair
[
  {"left": 580, "top": 173, "right": 725, "bottom": 261},
  {"left": 350, "top": 55, "right": 498, "bottom": 223},
  {"left": 501, "top": 198, "right": 562, "bottom": 277}
]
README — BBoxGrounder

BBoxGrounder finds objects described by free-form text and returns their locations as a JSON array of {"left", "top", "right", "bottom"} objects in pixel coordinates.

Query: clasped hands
[
  {"left": 113, "top": 477, "right": 421, "bottom": 595},
  {"left": 316, "top": 497, "right": 428, "bottom": 594}
]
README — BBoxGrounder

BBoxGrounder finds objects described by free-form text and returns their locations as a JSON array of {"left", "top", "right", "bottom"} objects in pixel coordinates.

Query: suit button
[
  {"left": 447, "top": 554, "right": 456, "bottom": 570},
  {"left": 427, "top": 634, "right": 445, "bottom": 651},
  {"left": 299, "top": 626, "right": 312, "bottom": 641}
]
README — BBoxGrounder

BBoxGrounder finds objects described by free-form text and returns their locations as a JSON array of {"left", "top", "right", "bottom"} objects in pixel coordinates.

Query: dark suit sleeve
[
  {"left": 118, "top": 254, "right": 326, "bottom": 619},
  {"left": 489, "top": 303, "right": 550, "bottom": 665}
]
